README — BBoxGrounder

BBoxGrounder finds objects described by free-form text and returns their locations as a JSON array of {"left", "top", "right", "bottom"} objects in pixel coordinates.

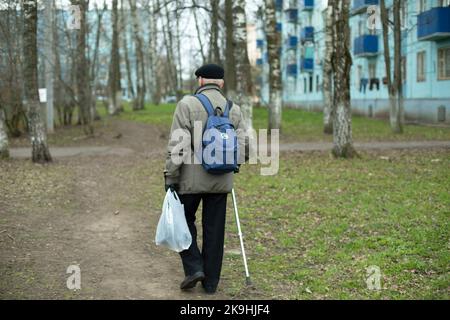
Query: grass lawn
[
  {"left": 222, "top": 149, "right": 449, "bottom": 299},
  {"left": 115, "top": 103, "right": 450, "bottom": 142}
]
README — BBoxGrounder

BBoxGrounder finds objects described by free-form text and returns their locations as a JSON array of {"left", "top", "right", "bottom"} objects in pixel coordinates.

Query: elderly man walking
[{"left": 164, "top": 64, "right": 247, "bottom": 294}]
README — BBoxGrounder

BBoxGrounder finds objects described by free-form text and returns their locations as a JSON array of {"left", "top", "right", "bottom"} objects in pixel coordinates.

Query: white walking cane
[{"left": 231, "top": 188, "right": 251, "bottom": 286}]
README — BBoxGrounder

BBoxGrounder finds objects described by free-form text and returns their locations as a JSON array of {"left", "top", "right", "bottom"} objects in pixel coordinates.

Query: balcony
[
  {"left": 287, "top": 64, "right": 298, "bottom": 77},
  {"left": 286, "top": 36, "right": 298, "bottom": 49},
  {"left": 353, "top": 35, "right": 378, "bottom": 57},
  {"left": 276, "top": 0, "right": 283, "bottom": 11},
  {"left": 417, "top": 7, "right": 450, "bottom": 41},
  {"left": 301, "top": 58, "right": 314, "bottom": 72},
  {"left": 302, "top": 0, "right": 314, "bottom": 11},
  {"left": 351, "top": 0, "right": 379, "bottom": 15},
  {"left": 285, "top": 8, "right": 298, "bottom": 23},
  {"left": 256, "top": 39, "right": 264, "bottom": 48},
  {"left": 301, "top": 26, "right": 314, "bottom": 43}
]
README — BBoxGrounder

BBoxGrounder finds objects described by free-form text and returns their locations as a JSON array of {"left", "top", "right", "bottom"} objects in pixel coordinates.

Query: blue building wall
[{"left": 255, "top": 0, "right": 450, "bottom": 124}]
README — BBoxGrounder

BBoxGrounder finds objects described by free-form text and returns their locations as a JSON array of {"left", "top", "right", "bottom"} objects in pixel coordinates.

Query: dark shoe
[
  {"left": 180, "top": 271, "right": 205, "bottom": 290},
  {"left": 202, "top": 283, "right": 217, "bottom": 295}
]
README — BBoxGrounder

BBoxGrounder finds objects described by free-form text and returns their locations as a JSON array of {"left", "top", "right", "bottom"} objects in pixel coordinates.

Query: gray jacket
[{"left": 164, "top": 84, "right": 248, "bottom": 194}]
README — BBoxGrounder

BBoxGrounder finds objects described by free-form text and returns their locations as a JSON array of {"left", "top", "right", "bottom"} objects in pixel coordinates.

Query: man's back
[{"left": 164, "top": 84, "right": 246, "bottom": 194}]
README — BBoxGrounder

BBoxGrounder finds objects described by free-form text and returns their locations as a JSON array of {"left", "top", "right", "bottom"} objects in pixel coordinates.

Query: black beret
[{"left": 195, "top": 64, "right": 225, "bottom": 79}]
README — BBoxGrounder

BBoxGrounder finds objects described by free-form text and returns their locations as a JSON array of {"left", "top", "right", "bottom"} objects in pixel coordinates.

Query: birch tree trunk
[
  {"left": 0, "top": 108, "right": 9, "bottom": 159},
  {"left": 233, "top": 0, "right": 253, "bottom": 130},
  {"left": 148, "top": 0, "right": 160, "bottom": 104},
  {"left": 108, "top": 0, "right": 122, "bottom": 115},
  {"left": 225, "top": 0, "right": 236, "bottom": 97},
  {"left": 266, "top": 0, "right": 282, "bottom": 131},
  {"left": 44, "top": 0, "right": 54, "bottom": 133},
  {"left": 119, "top": 1, "right": 134, "bottom": 102},
  {"left": 129, "top": 0, "right": 146, "bottom": 110},
  {"left": 322, "top": 4, "right": 333, "bottom": 134},
  {"left": 380, "top": 0, "right": 403, "bottom": 134},
  {"left": 331, "top": 0, "right": 356, "bottom": 158},
  {"left": 23, "top": 0, "right": 52, "bottom": 163}
]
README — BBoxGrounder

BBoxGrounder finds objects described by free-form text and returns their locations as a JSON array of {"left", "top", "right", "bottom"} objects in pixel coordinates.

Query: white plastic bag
[{"left": 155, "top": 189, "right": 192, "bottom": 252}]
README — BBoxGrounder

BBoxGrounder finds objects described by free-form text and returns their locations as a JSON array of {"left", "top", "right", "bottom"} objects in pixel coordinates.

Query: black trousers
[{"left": 178, "top": 193, "right": 227, "bottom": 289}]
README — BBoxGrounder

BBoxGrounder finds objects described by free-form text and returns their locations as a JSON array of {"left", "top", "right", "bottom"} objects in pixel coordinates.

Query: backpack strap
[
  {"left": 194, "top": 93, "right": 215, "bottom": 117},
  {"left": 223, "top": 100, "right": 233, "bottom": 118}
]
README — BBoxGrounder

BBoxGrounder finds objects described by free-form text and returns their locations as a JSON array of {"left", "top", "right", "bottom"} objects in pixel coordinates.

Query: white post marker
[{"left": 231, "top": 188, "right": 251, "bottom": 286}]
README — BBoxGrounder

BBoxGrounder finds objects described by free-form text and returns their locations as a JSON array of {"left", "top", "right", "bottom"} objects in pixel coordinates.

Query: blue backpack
[{"left": 195, "top": 93, "right": 239, "bottom": 174}]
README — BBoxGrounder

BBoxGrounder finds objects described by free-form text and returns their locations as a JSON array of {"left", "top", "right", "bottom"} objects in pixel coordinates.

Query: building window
[
  {"left": 316, "top": 75, "right": 320, "bottom": 92},
  {"left": 304, "top": 78, "right": 307, "bottom": 93},
  {"left": 358, "top": 20, "right": 363, "bottom": 37},
  {"left": 438, "top": 47, "right": 450, "bottom": 80},
  {"left": 401, "top": 56, "right": 407, "bottom": 83},
  {"left": 369, "top": 62, "right": 376, "bottom": 78},
  {"left": 401, "top": 2, "right": 407, "bottom": 29},
  {"left": 418, "top": 0, "right": 427, "bottom": 13},
  {"left": 417, "top": 51, "right": 426, "bottom": 82},
  {"left": 309, "top": 74, "right": 313, "bottom": 93}
]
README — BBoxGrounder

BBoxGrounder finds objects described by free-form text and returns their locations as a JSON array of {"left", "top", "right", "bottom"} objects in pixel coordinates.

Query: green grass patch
[
  {"left": 222, "top": 150, "right": 450, "bottom": 299},
  {"left": 111, "top": 102, "right": 450, "bottom": 142}
]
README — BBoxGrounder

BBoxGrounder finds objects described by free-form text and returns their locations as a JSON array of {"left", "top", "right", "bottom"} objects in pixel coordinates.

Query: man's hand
[
  {"left": 165, "top": 183, "right": 179, "bottom": 192},
  {"left": 164, "top": 173, "right": 179, "bottom": 192}
]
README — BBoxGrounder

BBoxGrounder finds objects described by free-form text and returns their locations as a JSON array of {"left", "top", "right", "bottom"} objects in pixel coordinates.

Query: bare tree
[
  {"left": 160, "top": 0, "right": 179, "bottom": 99},
  {"left": 322, "top": 3, "right": 333, "bottom": 134},
  {"left": 129, "top": 0, "right": 146, "bottom": 110},
  {"left": 224, "top": 0, "right": 236, "bottom": 97},
  {"left": 90, "top": 0, "right": 106, "bottom": 120},
  {"left": 175, "top": 1, "right": 183, "bottom": 97},
  {"left": 44, "top": 0, "right": 55, "bottom": 133},
  {"left": 0, "top": 108, "right": 8, "bottom": 159},
  {"left": 331, "top": 0, "right": 356, "bottom": 158},
  {"left": 108, "top": 0, "right": 123, "bottom": 115},
  {"left": 23, "top": 0, "right": 52, "bottom": 162},
  {"left": 209, "top": 0, "right": 221, "bottom": 64},
  {"left": 380, "top": 0, "right": 403, "bottom": 133},
  {"left": 72, "top": 0, "right": 93, "bottom": 135},
  {"left": 121, "top": 0, "right": 135, "bottom": 102},
  {"left": 148, "top": 0, "right": 160, "bottom": 104},
  {"left": 53, "top": 5, "right": 64, "bottom": 126},
  {"left": 266, "top": 0, "right": 282, "bottom": 130},
  {"left": 0, "top": 0, "right": 27, "bottom": 137},
  {"left": 233, "top": 0, "right": 253, "bottom": 129},
  {"left": 192, "top": 0, "right": 207, "bottom": 64}
]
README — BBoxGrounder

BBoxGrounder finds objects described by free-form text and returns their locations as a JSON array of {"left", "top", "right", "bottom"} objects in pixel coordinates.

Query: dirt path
[
  {"left": 9, "top": 140, "right": 450, "bottom": 159},
  {"left": 61, "top": 154, "right": 224, "bottom": 299}
]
